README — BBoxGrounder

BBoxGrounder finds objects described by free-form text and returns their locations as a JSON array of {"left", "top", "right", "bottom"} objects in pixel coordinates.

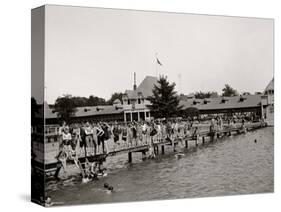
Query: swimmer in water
[
  {"left": 104, "top": 183, "right": 109, "bottom": 188},
  {"left": 175, "top": 152, "right": 185, "bottom": 159},
  {"left": 45, "top": 196, "right": 53, "bottom": 207},
  {"left": 107, "top": 186, "right": 114, "bottom": 192},
  {"left": 104, "top": 183, "right": 114, "bottom": 193}
]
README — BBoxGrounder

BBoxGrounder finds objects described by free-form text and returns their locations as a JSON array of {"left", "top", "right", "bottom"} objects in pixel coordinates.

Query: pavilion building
[
  {"left": 261, "top": 78, "right": 274, "bottom": 126},
  {"left": 44, "top": 75, "right": 273, "bottom": 125},
  {"left": 122, "top": 74, "right": 158, "bottom": 122}
]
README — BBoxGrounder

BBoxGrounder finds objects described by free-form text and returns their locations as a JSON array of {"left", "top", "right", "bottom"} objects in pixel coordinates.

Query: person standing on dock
[
  {"left": 131, "top": 122, "right": 138, "bottom": 146},
  {"left": 85, "top": 122, "right": 94, "bottom": 156},
  {"left": 58, "top": 121, "right": 67, "bottom": 151},
  {"left": 79, "top": 123, "right": 87, "bottom": 156},
  {"left": 96, "top": 123, "right": 105, "bottom": 154},
  {"left": 101, "top": 122, "right": 111, "bottom": 154},
  {"left": 112, "top": 122, "right": 121, "bottom": 151},
  {"left": 56, "top": 126, "right": 72, "bottom": 173},
  {"left": 91, "top": 123, "right": 99, "bottom": 156},
  {"left": 141, "top": 122, "right": 148, "bottom": 145}
]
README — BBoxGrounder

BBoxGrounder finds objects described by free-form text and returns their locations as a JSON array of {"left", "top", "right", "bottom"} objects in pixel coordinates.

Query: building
[
  {"left": 44, "top": 75, "right": 273, "bottom": 125},
  {"left": 261, "top": 78, "right": 274, "bottom": 126},
  {"left": 44, "top": 74, "right": 158, "bottom": 124},
  {"left": 179, "top": 94, "right": 262, "bottom": 115},
  {"left": 122, "top": 74, "right": 158, "bottom": 122}
]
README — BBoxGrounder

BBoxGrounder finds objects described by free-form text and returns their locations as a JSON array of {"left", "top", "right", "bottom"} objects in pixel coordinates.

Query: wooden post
[
  {"left": 156, "top": 145, "right": 159, "bottom": 155},
  {"left": 210, "top": 134, "right": 213, "bottom": 142},
  {"left": 185, "top": 140, "right": 188, "bottom": 148},
  {"left": 154, "top": 146, "right": 159, "bottom": 155},
  {"left": 142, "top": 151, "right": 146, "bottom": 160},
  {"left": 161, "top": 145, "right": 165, "bottom": 155},
  {"left": 54, "top": 164, "right": 62, "bottom": 179},
  {"left": 128, "top": 152, "right": 132, "bottom": 163}
]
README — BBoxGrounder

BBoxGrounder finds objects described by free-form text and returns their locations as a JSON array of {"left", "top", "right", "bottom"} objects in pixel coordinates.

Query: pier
[{"left": 32, "top": 122, "right": 265, "bottom": 178}]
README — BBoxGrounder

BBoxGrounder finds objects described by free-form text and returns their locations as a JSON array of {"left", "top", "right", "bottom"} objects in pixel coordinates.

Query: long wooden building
[{"left": 43, "top": 76, "right": 273, "bottom": 125}]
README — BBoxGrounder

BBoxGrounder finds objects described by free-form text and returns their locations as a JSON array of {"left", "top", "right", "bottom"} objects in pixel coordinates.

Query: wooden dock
[{"left": 32, "top": 122, "right": 265, "bottom": 177}]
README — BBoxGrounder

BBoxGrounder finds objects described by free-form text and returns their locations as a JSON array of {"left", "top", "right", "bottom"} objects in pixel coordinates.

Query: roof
[
  {"left": 45, "top": 105, "right": 124, "bottom": 119},
  {"left": 264, "top": 78, "right": 274, "bottom": 93},
  {"left": 136, "top": 76, "right": 158, "bottom": 98},
  {"left": 123, "top": 76, "right": 158, "bottom": 99},
  {"left": 180, "top": 95, "right": 262, "bottom": 111},
  {"left": 44, "top": 103, "right": 57, "bottom": 119},
  {"left": 124, "top": 90, "right": 139, "bottom": 99},
  {"left": 113, "top": 99, "right": 121, "bottom": 104}
]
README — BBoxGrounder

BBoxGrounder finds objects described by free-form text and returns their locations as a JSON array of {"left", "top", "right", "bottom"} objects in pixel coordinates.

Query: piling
[
  {"left": 142, "top": 151, "right": 146, "bottom": 160},
  {"left": 161, "top": 145, "right": 165, "bottom": 155},
  {"left": 185, "top": 140, "right": 188, "bottom": 148},
  {"left": 195, "top": 135, "right": 199, "bottom": 146},
  {"left": 128, "top": 152, "right": 132, "bottom": 163}
]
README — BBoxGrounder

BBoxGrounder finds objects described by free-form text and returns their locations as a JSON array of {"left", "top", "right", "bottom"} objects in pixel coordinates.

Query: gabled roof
[
  {"left": 123, "top": 76, "right": 158, "bottom": 99},
  {"left": 136, "top": 76, "right": 158, "bottom": 98},
  {"left": 264, "top": 78, "right": 274, "bottom": 94},
  {"left": 113, "top": 99, "right": 121, "bottom": 104},
  {"left": 124, "top": 90, "right": 139, "bottom": 99},
  {"left": 44, "top": 103, "right": 57, "bottom": 119},
  {"left": 180, "top": 94, "right": 262, "bottom": 111}
]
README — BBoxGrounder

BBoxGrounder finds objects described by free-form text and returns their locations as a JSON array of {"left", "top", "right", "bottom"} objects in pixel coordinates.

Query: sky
[{"left": 44, "top": 5, "right": 274, "bottom": 104}]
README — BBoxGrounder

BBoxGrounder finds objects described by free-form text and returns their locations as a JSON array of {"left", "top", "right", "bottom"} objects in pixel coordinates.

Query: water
[{"left": 46, "top": 127, "right": 274, "bottom": 206}]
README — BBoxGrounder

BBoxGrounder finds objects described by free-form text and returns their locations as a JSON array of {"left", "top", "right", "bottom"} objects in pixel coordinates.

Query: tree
[
  {"left": 54, "top": 94, "right": 77, "bottom": 122},
  {"left": 195, "top": 91, "right": 219, "bottom": 99},
  {"left": 222, "top": 84, "right": 238, "bottom": 97},
  {"left": 147, "top": 76, "right": 182, "bottom": 118},
  {"left": 107, "top": 92, "right": 124, "bottom": 105},
  {"left": 87, "top": 95, "right": 107, "bottom": 106},
  {"left": 242, "top": 92, "right": 251, "bottom": 95}
]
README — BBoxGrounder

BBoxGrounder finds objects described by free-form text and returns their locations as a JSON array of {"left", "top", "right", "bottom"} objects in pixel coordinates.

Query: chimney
[{"left": 133, "top": 72, "right": 137, "bottom": 90}]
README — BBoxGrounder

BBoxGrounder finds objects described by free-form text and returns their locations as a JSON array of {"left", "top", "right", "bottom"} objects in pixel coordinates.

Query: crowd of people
[
  {"left": 54, "top": 113, "right": 260, "bottom": 175},
  {"left": 55, "top": 119, "right": 195, "bottom": 173}
]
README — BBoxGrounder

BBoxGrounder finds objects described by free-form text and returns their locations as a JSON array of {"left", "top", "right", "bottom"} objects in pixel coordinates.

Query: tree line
[{"left": 53, "top": 93, "right": 123, "bottom": 108}]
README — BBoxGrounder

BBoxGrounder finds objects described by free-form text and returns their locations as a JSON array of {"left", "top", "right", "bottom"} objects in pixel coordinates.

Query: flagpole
[{"left": 155, "top": 53, "right": 158, "bottom": 78}]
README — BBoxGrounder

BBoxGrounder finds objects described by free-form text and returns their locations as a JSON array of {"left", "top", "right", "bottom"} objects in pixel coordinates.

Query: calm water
[{"left": 46, "top": 127, "right": 274, "bottom": 206}]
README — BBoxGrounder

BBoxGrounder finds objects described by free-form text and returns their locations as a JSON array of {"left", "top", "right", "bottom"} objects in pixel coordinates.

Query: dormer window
[
  {"left": 115, "top": 106, "right": 122, "bottom": 110},
  {"left": 96, "top": 107, "right": 104, "bottom": 112},
  {"left": 193, "top": 100, "right": 200, "bottom": 105},
  {"left": 203, "top": 99, "right": 210, "bottom": 104},
  {"left": 239, "top": 95, "right": 246, "bottom": 102},
  {"left": 84, "top": 108, "right": 90, "bottom": 112},
  {"left": 221, "top": 97, "right": 228, "bottom": 104}
]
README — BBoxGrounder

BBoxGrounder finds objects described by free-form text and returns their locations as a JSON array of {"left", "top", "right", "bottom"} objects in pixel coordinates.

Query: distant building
[
  {"left": 122, "top": 74, "right": 158, "bottom": 122},
  {"left": 44, "top": 74, "right": 158, "bottom": 124},
  {"left": 180, "top": 94, "right": 262, "bottom": 115},
  {"left": 44, "top": 75, "right": 273, "bottom": 124},
  {"left": 261, "top": 78, "right": 274, "bottom": 126}
]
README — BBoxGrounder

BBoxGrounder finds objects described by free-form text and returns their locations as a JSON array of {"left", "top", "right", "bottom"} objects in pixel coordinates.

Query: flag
[{"left": 156, "top": 57, "right": 163, "bottom": 66}]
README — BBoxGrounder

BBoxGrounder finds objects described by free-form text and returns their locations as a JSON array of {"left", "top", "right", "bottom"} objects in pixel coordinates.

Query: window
[{"left": 146, "top": 112, "right": 149, "bottom": 117}]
